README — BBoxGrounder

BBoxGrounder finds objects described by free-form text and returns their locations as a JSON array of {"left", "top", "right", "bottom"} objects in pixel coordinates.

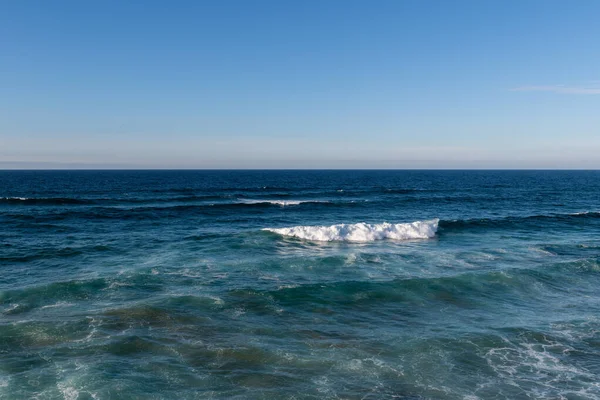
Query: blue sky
[{"left": 1, "top": 0, "right": 599, "bottom": 168}]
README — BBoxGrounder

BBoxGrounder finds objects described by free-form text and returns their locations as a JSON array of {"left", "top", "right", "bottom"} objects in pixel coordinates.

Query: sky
[{"left": 1, "top": 0, "right": 599, "bottom": 169}]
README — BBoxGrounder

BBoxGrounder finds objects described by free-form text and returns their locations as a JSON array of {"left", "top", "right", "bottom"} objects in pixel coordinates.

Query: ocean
[{"left": 1, "top": 170, "right": 599, "bottom": 399}]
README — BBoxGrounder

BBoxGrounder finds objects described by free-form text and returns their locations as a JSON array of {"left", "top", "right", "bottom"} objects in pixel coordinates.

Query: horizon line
[{"left": 1, "top": 168, "right": 599, "bottom": 171}]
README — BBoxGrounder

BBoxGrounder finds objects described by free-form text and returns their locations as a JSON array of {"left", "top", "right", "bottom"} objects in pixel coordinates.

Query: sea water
[{"left": 1, "top": 170, "right": 599, "bottom": 399}]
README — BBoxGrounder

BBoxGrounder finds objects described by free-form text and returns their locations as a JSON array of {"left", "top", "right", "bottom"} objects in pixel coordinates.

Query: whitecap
[
  {"left": 240, "top": 199, "right": 329, "bottom": 206},
  {"left": 40, "top": 302, "right": 74, "bottom": 310},
  {"left": 263, "top": 219, "right": 439, "bottom": 242}
]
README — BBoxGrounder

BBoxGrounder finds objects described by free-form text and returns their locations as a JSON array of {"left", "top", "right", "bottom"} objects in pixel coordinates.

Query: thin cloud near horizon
[{"left": 511, "top": 83, "right": 600, "bottom": 95}]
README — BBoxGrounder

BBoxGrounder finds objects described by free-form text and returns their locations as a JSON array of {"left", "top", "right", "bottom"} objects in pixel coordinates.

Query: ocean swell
[
  {"left": 263, "top": 219, "right": 439, "bottom": 242},
  {"left": 439, "top": 211, "right": 600, "bottom": 232}
]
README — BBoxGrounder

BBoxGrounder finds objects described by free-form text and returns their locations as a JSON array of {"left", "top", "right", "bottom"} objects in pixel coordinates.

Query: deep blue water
[{"left": 1, "top": 170, "right": 600, "bottom": 399}]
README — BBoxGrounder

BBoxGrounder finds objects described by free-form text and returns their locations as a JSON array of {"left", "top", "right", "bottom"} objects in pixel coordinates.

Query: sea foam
[{"left": 264, "top": 219, "right": 439, "bottom": 242}]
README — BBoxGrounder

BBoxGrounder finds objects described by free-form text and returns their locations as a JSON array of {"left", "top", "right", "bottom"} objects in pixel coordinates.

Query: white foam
[
  {"left": 264, "top": 219, "right": 439, "bottom": 242},
  {"left": 57, "top": 383, "right": 80, "bottom": 400},
  {"left": 40, "top": 301, "right": 74, "bottom": 310},
  {"left": 484, "top": 338, "right": 599, "bottom": 398},
  {"left": 1, "top": 197, "right": 28, "bottom": 200},
  {"left": 240, "top": 199, "right": 328, "bottom": 206},
  {"left": 3, "top": 303, "right": 20, "bottom": 313}
]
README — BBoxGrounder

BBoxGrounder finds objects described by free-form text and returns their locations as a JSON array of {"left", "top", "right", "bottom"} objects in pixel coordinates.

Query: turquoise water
[{"left": 1, "top": 170, "right": 599, "bottom": 399}]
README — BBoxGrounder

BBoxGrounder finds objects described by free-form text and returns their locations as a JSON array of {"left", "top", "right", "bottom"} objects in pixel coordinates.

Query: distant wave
[
  {"left": 150, "top": 186, "right": 306, "bottom": 193},
  {"left": 0, "top": 196, "right": 331, "bottom": 207},
  {"left": 239, "top": 199, "right": 330, "bottom": 206},
  {"left": 263, "top": 219, "right": 439, "bottom": 242},
  {"left": 105, "top": 199, "right": 333, "bottom": 211},
  {"left": 440, "top": 211, "right": 600, "bottom": 231},
  {"left": 0, "top": 197, "right": 91, "bottom": 205}
]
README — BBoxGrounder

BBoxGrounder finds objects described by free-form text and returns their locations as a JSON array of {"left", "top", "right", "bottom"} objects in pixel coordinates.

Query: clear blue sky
[{"left": 1, "top": 0, "right": 599, "bottom": 168}]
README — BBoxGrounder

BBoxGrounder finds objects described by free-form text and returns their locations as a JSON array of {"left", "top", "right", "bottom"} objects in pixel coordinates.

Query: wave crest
[
  {"left": 240, "top": 199, "right": 329, "bottom": 206},
  {"left": 0, "top": 197, "right": 90, "bottom": 205},
  {"left": 263, "top": 219, "right": 439, "bottom": 242}
]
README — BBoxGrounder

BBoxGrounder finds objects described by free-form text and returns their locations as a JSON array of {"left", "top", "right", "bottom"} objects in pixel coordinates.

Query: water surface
[{"left": 1, "top": 170, "right": 599, "bottom": 399}]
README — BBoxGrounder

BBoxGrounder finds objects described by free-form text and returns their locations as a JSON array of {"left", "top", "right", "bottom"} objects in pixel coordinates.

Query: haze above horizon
[{"left": 1, "top": 0, "right": 599, "bottom": 169}]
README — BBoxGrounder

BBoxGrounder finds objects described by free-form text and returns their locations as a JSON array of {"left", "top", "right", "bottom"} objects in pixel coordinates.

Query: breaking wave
[{"left": 263, "top": 219, "right": 439, "bottom": 242}]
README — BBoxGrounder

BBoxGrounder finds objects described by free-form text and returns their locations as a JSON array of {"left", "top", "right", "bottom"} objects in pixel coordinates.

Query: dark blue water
[{"left": 1, "top": 170, "right": 600, "bottom": 399}]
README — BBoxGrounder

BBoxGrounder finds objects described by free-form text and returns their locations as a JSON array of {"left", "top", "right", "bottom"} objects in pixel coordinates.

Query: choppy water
[{"left": 1, "top": 170, "right": 600, "bottom": 399}]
